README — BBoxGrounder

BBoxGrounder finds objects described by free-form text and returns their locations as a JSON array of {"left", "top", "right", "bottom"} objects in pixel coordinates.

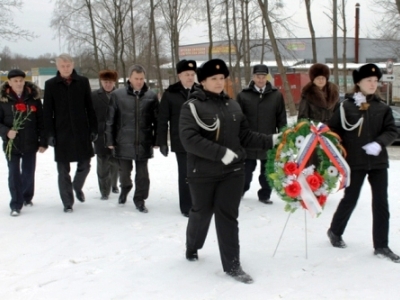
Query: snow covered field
[{"left": 1, "top": 148, "right": 400, "bottom": 299}]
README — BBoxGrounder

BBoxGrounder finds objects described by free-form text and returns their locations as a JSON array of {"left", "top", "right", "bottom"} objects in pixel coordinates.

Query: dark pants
[
  {"left": 7, "top": 152, "right": 36, "bottom": 210},
  {"left": 186, "top": 170, "right": 244, "bottom": 272},
  {"left": 176, "top": 152, "right": 192, "bottom": 214},
  {"left": 243, "top": 159, "right": 272, "bottom": 200},
  {"left": 56, "top": 159, "right": 91, "bottom": 207},
  {"left": 119, "top": 159, "right": 149, "bottom": 205},
  {"left": 330, "top": 168, "right": 390, "bottom": 249},
  {"left": 96, "top": 154, "right": 119, "bottom": 196}
]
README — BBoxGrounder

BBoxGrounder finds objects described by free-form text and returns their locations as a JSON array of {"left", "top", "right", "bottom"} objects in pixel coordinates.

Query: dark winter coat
[
  {"left": 43, "top": 70, "right": 98, "bottom": 162},
  {"left": 0, "top": 81, "right": 46, "bottom": 154},
  {"left": 92, "top": 87, "right": 114, "bottom": 156},
  {"left": 105, "top": 82, "right": 158, "bottom": 161},
  {"left": 179, "top": 86, "right": 273, "bottom": 180},
  {"left": 328, "top": 94, "right": 397, "bottom": 170},
  {"left": 236, "top": 81, "right": 287, "bottom": 160},
  {"left": 298, "top": 81, "right": 339, "bottom": 124},
  {"left": 156, "top": 81, "right": 199, "bottom": 153}
]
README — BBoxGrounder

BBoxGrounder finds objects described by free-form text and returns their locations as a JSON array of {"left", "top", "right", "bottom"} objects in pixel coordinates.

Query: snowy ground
[{"left": 1, "top": 147, "right": 400, "bottom": 300}]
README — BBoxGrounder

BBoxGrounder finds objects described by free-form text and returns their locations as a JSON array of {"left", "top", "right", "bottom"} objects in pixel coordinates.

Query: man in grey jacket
[{"left": 237, "top": 64, "right": 287, "bottom": 204}]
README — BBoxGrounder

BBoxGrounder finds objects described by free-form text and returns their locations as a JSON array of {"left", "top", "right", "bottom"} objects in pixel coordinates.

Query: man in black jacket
[
  {"left": 105, "top": 64, "right": 159, "bottom": 213},
  {"left": 156, "top": 59, "right": 197, "bottom": 217},
  {"left": 43, "top": 54, "right": 98, "bottom": 213},
  {"left": 92, "top": 70, "right": 120, "bottom": 200},
  {"left": 237, "top": 64, "right": 287, "bottom": 204},
  {"left": 0, "top": 69, "right": 47, "bottom": 216}
]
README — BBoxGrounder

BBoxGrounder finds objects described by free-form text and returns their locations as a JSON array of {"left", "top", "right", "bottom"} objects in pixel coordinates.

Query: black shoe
[
  {"left": 259, "top": 198, "right": 273, "bottom": 204},
  {"left": 374, "top": 248, "right": 400, "bottom": 263},
  {"left": 75, "top": 190, "right": 85, "bottom": 202},
  {"left": 63, "top": 206, "right": 73, "bottom": 213},
  {"left": 10, "top": 209, "right": 21, "bottom": 217},
  {"left": 118, "top": 186, "right": 132, "bottom": 204},
  {"left": 24, "top": 201, "right": 33, "bottom": 207},
  {"left": 112, "top": 187, "right": 119, "bottom": 194},
  {"left": 227, "top": 266, "right": 254, "bottom": 284},
  {"left": 136, "top": 204, "right": 148, "bottom": 213},
  {"left": 182, "top": 212, "right": 189, "bottom": 218},
  {"left": 100, "top": 195, "right": 109, "bottom": 200},
  {"left": 327, "top": 229, "right": 347, "bottom": 248},
  {"left": 186, "top": 249, "right": 198, "bottom": 261}
]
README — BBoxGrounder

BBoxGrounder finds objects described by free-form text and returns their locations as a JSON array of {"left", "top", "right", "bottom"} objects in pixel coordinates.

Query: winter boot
[
  {"left": 374, "top": 248, "right": 400, "bottom": 263},
  {"left": 118, "top": 186, "right": 132, "bottom": 204},
  {"left": 186, "top": 248, "right": 198, "bottom": 261},
  {"left": 327, "top": 229, "right": 347, "bottom": 248},
  {"left": 227, "top": 266, "right": 254, "bottom": 284}
]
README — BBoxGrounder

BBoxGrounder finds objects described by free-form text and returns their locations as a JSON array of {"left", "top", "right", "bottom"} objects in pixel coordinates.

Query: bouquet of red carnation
[{"left": 5, "top": 103, "right": 35, "bottom": 160}]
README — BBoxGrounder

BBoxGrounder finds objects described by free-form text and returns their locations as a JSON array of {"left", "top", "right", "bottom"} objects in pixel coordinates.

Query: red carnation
[
  {"left": 15, "top": 103, "right": 27, "bottom": 112},
  {"left": 318, "top": 195, "right": 327, "bottom": 207},
  {"left": 314, "top": 172, "right": 324, "bottom": 185},
  {"left": 30, "top": 105, "right": 37, "bottom": 112},
  {"left": 283, "top": 162, "right": 298, "bottom": 176},
  {"left": 284, "top": 181, "right": 301, "bottom": 198},
  {"left": 306, "top": 174, "right": 322, "bottom": 191}
]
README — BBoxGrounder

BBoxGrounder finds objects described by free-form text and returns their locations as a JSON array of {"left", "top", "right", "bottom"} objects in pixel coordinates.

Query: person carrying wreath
[
  {"left": 179, "top": 58, "right": 280, "bottom": 283},
  {"left": 0, "top": 69, "right": 47, "bottom": 216},
  {"left": 326, "top": 63, "right": 400, "bottom": 263}
]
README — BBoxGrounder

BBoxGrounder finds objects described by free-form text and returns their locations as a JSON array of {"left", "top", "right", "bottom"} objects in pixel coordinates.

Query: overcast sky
[{"left": 1, "top": 0, "right": 377, "bottom": 58}]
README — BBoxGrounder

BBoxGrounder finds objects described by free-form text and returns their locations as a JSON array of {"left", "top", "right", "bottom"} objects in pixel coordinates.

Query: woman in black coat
[
  {"left": 179, "top": 59, "right": 279, "bottom": 283},
  {"left": 326, "top": 63, "right": 399, "bottom": 263}
]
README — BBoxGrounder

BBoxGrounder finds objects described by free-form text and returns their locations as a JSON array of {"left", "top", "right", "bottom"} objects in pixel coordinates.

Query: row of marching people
[{"left": 1, "top": 54, "right": 399, "bottom": 284}]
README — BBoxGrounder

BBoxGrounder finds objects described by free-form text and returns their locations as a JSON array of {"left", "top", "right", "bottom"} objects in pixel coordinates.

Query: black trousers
[
  {"left": 243, "top": 159, "right": 272, "bottom": 200},
  {"left": 186, "top": 170, "right": 244, "bottom": 272},
  {"left": 96, "top": 154, "right": 119, "bottom": 196},
  {"left": 7, "top": 152, "right": 36, "bottom": 210},
  {"left": 175, "top": 152, "right": 192, "bottom": 214},
  {"left": 119, "top": 159, "right": 149, "bottom": 204},
  {"left": 56, "top": 159, "right": 91, "bottom": 207},
  {"left": 330, "top": 168, "right": 390, "bottom": 249}
]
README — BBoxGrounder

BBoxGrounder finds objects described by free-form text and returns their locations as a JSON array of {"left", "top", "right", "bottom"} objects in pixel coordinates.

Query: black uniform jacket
[
  {"left": 92, "top": 87, "right": 114, "bottom": 156},
  {"left": 0, "top": 81, "right": 47, "bottom": 154},
  {"left": 43, "top": 70, "right": 98, "bottom": 162},
  {"left": 237, "top": 81, "right": 287, "bottom": 160},
  {"left": 105, "top": 82, "right": 158, "bottom": 161},
  {"left": 179, "top": 86, "right": 273, "bottom": 180},
  {"left": 328, "top": 94, "right": 397, "bottom": 170},
  {"left": 156, "top": 81, "right": 199, "bottom": 153}
]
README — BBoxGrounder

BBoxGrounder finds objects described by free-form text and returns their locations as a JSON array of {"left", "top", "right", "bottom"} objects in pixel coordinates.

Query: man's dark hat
[
  {"left": 309, "top": 63, "right": 330, "bottom": 81},
  {"left": 8, "top": 69, "right": 26, "bottom": 79},
  {"left": 176, "top": 60, "right": 197, "bottom": 74},
  {"left": 352, "top": 63, "right": 382, "bottom": 84},
  {"left": 99, "top": 70, "right": 118, "bottom": 82},
  {"left": 253, "top": 64, "right": 269, "bottom": 75},
  {"left": 196, "top": 59, "right": 229, "bottom": 82}
]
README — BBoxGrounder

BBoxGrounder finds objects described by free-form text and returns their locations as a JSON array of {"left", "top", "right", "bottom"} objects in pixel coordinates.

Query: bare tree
[
  {"left": 149, "top": 0, "right": 163, "bottom": 94},
  {"left": 206, "top": 0, "right": 213, "bottom": 59},
  {"left": 305, "top": 0, "right": 317, "bottom": 63},
  {"left": 332, "top": 0, "right": 339, "bottom": 85},
  {"left": 0, "top": 0, "right": 36, "bottom": 41},
  {"left": 258, "top": 0, "right": 296, "bottom": 116}
]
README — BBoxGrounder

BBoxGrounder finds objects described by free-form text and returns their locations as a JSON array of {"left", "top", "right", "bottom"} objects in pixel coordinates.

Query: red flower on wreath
[
  {"left": 314, "top": 172, "right": 324, "bottom": 186},
  {"left": 30, "top": 105, "right": 37, "bottom": 112},
  {"left": 306, "top": 174, "right": 322, "bottom": 191},
  {"left": 284, "top": 181, "right": 301, "bottom": 197},
  {"left": 283, "top": 162, "right": 298, "bottom": 175},
  {"left": 318, "top": 195, "right": 327, "bottom": 206},
  {"left": 15, "top": 103, "right": 27, "bottom": 112}
]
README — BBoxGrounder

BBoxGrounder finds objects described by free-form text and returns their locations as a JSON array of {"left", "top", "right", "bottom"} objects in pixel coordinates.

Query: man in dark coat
[
  {"left": 92, "top": 70, "right": 120, "bottom": 200},
  {"left": 237, "top": 64, "right": 287, "bottom": 204},
  {"left": 105, "top": 64, "right": 159, "bottom": 213},
  {"left": 0, "top": 69, "right": 47, "bottom": 216},
  {"left": 43, "top": 53, "right": 98, "bottom": 213},
  {"left": 156, "top": 59, "right": 198, "bottom": 217}
]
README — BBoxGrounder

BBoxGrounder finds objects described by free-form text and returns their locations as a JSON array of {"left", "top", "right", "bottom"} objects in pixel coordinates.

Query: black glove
[
  {"left": 48, "top": 136, "right": 56, "bottom": 147},
  {"left": 91, "top": 133, "right": 98, "bottom": 142},
  {"left": 160, "top": 145, "right": 169, "bottom": 157}
]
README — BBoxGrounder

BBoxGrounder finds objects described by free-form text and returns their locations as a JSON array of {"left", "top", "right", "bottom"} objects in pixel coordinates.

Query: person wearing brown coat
[
  {"left": 298, "top": 63, "right": 339, "bottom": 124},
  {"left": 92, "top": 70, "right": 120, "bottom": 200}
]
